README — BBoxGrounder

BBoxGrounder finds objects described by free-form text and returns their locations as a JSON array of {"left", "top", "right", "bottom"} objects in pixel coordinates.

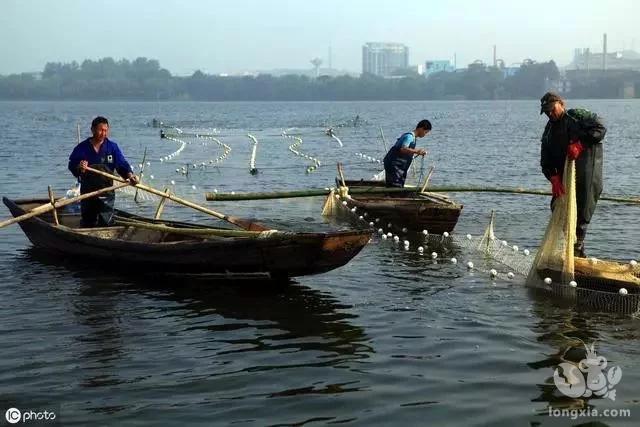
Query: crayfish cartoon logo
[{"left": 553, "top": 342, "right": 623, "bottom": 400}]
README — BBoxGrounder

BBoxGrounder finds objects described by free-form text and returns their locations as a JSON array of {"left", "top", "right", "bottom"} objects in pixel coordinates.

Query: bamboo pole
[
  {"left": 205, "top": 185, "right": 640, "bottom": 205},
  {"left": 337, "top": 163, "right": 347, "bottom": 187},
  {"left": 134, "top": 147, "right": 148, "bottom": 203},
  {"left": 207, "top": 187, "right": 421, "bottom": 201},
  {"left": 419, "top": 166, "right": 435, "bottom": 193},
  {"left": 154, "top": 188, "right": 170, "bottom": 219},
  {"left": 47, "top": 186, "right": 59, "bottom": 226},
  {"left": 379, "top": 126, "right": 388, "bottom": 153},
  {"left": 0, "top": 182, "right": 129, "bottom": 229},
  {"left": 84, "top": 166, "right": 270, "bottom": 231},
  {"left": 114, "top": 218, "right": 271, "bottom": 238}
]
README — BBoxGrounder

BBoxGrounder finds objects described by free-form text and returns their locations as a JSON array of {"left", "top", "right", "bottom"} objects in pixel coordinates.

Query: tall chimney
[
  {"left": 602, "top": 33, "right": 608, "bottom": 71},
  {"left": 493, "top": 45, "right": 497, "bottom": 67}
]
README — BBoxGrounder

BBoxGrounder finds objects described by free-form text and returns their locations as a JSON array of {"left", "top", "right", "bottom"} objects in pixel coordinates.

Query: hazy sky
[{"left": 2, "top": 0, "right": 638, "bottom": 75}]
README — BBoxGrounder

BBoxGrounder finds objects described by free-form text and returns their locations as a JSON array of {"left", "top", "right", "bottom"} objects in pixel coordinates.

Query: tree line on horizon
[{"left": 0, "top": 57, "right": 638, "bottom": 101}]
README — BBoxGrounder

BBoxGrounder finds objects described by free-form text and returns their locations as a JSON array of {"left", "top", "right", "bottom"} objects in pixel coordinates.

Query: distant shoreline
[
  {"left": 1, "top": 98, "right": 637, "bottom": 102},
  {"left": 2, "top": 57, "right": 638, "bottom": 101}
]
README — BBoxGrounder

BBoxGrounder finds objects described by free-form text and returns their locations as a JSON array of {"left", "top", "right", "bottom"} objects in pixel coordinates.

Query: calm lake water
[{"left": 1, "top": 100, "right": 639, "bottom": 426}]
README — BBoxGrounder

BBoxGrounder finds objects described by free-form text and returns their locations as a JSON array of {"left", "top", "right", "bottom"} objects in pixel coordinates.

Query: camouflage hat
[{"left": 540, "top": 92, "right": 563, "bottom": 114}]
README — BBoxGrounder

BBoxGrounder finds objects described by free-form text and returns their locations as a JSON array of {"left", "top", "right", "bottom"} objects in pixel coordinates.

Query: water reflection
[{"left": 22, "top": 248, "right": 372, "bottom": 391}]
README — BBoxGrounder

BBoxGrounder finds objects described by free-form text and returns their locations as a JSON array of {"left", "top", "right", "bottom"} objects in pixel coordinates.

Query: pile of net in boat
[
  {"left": 449, "top": 159, "right": 640, "bottom": 314},
  {"left": 523, "top": 159, "right": 640, "bottom": 313}
]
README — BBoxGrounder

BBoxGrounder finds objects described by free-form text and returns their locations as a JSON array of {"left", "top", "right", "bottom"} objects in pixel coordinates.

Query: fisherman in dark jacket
[
  {"left": 69, "top": 116, "right": 139, "bottom": 227},
  {"left": 383, "top": 120, "right": 430, "bottom": 187},
  {"left": 539, "top": 92, "right": 606, "bottom": 257}
]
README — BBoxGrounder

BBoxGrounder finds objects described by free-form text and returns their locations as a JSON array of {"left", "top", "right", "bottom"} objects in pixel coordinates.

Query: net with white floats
[{"left": 330, "top": 184, "right": 640, "bottom": 316}]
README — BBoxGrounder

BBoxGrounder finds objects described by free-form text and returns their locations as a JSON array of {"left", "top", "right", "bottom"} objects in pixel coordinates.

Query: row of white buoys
[
  {"left": 545, "top": 277, "right": 631, "bottom": 296},
  {"left": 248, "top": 134, "right": 259, "bottom": 174},
  {"left": 199, "top": 135, "right": 231, "bottom": 165},
  {"left": 131, "top": 161, "right": 153, "bottom": 180},
  {"left": 331, "top": 134, "right": 343, "bottom": 147},
  {"left": 326, "top": 130, "right": 343, "bottom": 147},
  {"left": 354, "top": 152, "right": 382, "bottom": 164},
  {"left": 283, "top": 133, "right": 321, "bottom": 173},
  {"left": 403, "top": 227, "right": 528, "bottom": 279},
  {"left": 340, "top": 193, "right": 462, "bottom": 265},
  {"left": 372, "top": 170, "right": 385, "bottom": 181},
  {"left": 160, "top": 135, "right": 187, "bottom": 162},
  {"left": 118, "top": 160, "right": 156, "bottom": 201},
  {"left": 336, "top": 191, "right": 541, "bottom": 282}
]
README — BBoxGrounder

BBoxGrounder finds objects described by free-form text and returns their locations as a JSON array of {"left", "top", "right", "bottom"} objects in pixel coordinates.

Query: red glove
[
  {"left": 567, "top": 139, "right": 584, "bottom": 160},
  {"left": 550, "top": 175, "right": 565, "bottom": 198}
]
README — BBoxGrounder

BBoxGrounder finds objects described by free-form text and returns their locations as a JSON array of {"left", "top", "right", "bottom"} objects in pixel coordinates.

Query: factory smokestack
[{"left": 603, "top": 33, "right": 608, "bottom": 71}]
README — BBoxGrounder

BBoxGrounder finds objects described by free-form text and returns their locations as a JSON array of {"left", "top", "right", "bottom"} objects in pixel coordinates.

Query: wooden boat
[
  {"left": 338, "top": 179, "right": 463, "bottom": 234},
  {"left": 3, "top": 197, "right": 371, "bottom": 280}
]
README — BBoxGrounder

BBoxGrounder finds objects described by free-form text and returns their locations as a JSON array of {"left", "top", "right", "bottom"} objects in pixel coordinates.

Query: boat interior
[{"left": 16, "top": 200, "right": 229, "bottom": 244}]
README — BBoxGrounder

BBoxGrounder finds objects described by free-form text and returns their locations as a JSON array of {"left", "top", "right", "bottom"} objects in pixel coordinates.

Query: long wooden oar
[
  {"left": 0, "top": 182, "right": 129, "bottom": 229},
  {"left": 84, "top": 166, "right": 269, "bottom": 231}
]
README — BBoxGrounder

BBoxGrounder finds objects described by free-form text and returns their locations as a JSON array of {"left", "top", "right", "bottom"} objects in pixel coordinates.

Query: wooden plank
[
  {"left": 47, "top": 186, "right": 59, "bottom": 226},
  {"left": 154, "top": 188, "right": 170, "bottom": 219}
]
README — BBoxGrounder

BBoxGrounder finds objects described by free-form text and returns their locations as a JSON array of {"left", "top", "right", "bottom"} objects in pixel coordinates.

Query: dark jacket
[
  {"left": 68, "top": 138, "right": 133, "bottom": 194},
  {"left": 540, "top": 108, "right": 607, "bottom": 223}
]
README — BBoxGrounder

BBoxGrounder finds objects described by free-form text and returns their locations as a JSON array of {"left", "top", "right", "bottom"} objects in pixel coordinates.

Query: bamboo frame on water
[{"left": 205, "top": 186, "right": 640, "bottom": 205}]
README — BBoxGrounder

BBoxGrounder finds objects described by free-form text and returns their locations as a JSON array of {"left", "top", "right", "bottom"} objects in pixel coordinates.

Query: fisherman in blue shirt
[
  {"left": 383, "top": 120, "right": 431, "bottom": 187},
  {"left": 68, "top": 116, "right": 139, "bottom": 227}
]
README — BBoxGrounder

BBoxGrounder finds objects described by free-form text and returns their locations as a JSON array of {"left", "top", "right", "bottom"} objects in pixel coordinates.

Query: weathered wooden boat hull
[
  {"left": 340, "top": 180, "right": 463, "bottom": 234},
  {"left": 4, "top": 197, "right": 371, "bottom": 280}
]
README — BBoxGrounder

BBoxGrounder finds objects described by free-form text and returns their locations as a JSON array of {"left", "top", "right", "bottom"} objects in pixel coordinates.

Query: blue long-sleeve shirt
[
  {"left": 383, "top": 132, "right": 416, "bottom": 167},
  {"left": 68, "top": 137, "right": 133, "bottom": 181}
]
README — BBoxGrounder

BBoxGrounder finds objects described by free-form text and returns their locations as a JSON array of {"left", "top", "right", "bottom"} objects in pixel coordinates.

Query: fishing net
[
  {"left": 407, "top": 159, "right": 640, "bottom": 315},
  {"left": 524, "top": 159, "right": 640, "bottom": 296},
  {"left": 459, "top": 205, "right": 640, "bottom": 314},
  {"left": 321, "top": 189, "right": 339, "bottom": 216},
  {"left": 525, "top": 158, "right": 577, "bottom": 286}
]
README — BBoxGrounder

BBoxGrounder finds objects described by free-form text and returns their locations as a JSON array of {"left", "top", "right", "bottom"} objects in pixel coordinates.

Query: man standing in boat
[
  {"left": 383, "top": 120, "right": 430, "bottom": 187},
  {"left": 68, "top": 116, "right": 139, "bottom": 227},
  {"left": 539, "top": 92, "right": 606, "bottom": 257}
]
